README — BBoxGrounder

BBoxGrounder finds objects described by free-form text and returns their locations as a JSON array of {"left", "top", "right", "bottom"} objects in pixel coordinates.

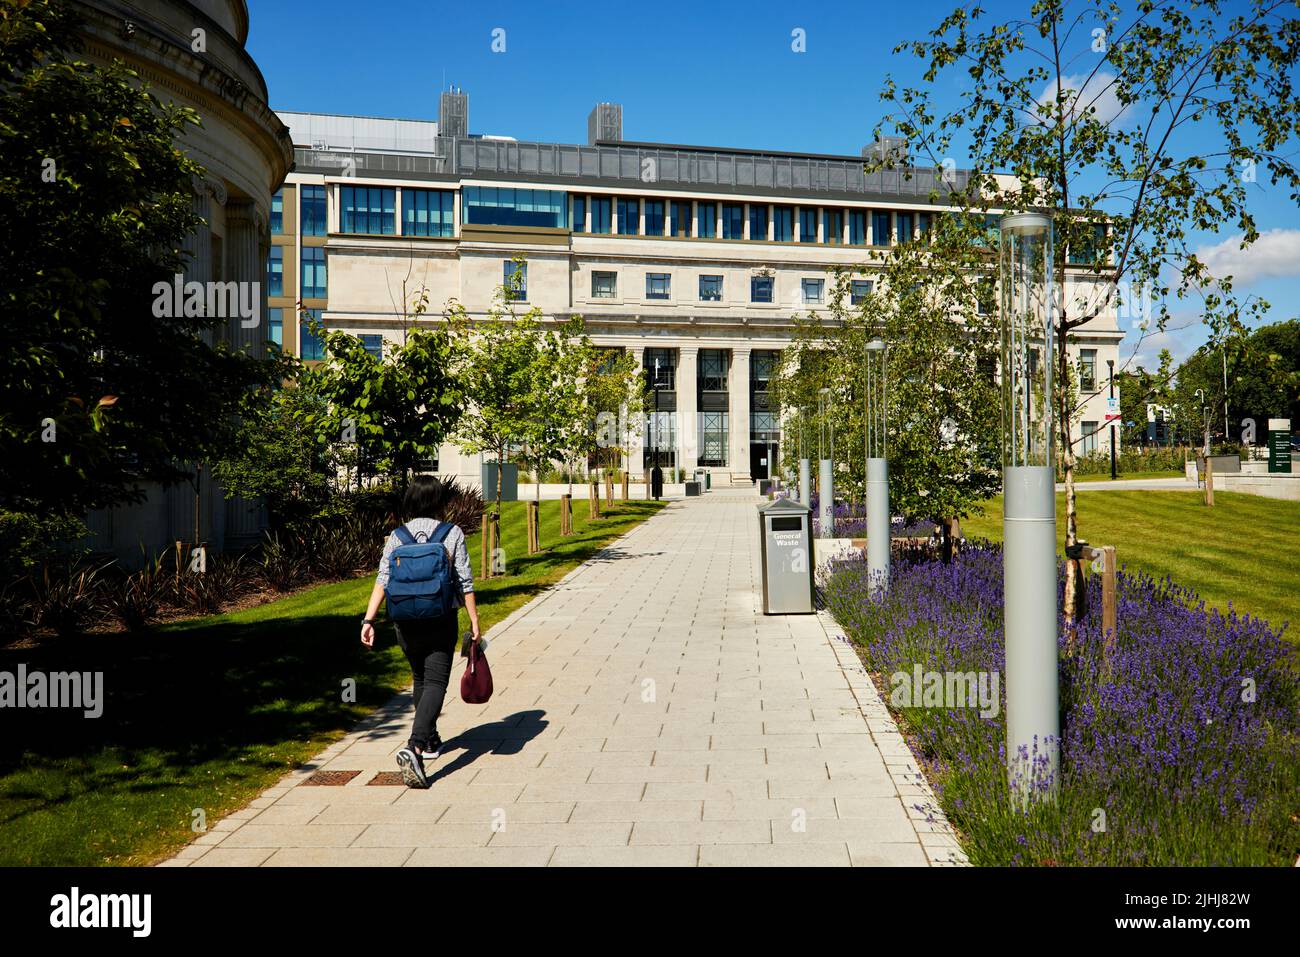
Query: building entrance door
[{"left": 750, "top": 442, "right": 774, "bottom": 480}]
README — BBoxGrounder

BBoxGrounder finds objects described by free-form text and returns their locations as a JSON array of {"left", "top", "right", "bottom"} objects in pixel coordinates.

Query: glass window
[
  {"left": 700, "top": 349, "right": 728, "bottom": 391},
  {"left": 802, "top": 278, "right": 824, "bottom": 304},
  {"left": 644, "top": 199, "right": 665, "bottom": 236},
  {"left": 572, "top": 195, "right": 586, "bottom": 232},
  {"left": 592, "top": 270, "right": 617, "bottom": 298},
  {"left": 1069, "top": 223, "right": 1109, "bottom": 265},
  {"left": 503, "top": 261, "right": 528, "bottom": 301},
  {"left": 799, "top": 208, "right": 817, "bottom": 243},
  {"left": 300, "top": 247, "right": 326, "bottom": 299},
  {"left": 402, "top": 188, "right": 454, "bottom": 237},
  {"left": 722, "top": 204, "right": 744, "bottom": 240},
  {"left": 645, "top": 348, "right": 676, "bottom": 391},
  {"left": 270, "top": 190, "right": 283, "bottom": 234},
  {"left": 646, "top": 273, "right": 671, "bottom": 300},
  {"left": 751, "top": 275, "right": 774, "bottom": 303},
  {"left": 699, "top": 412, "right": 729, "bottom": 467},
  {"left": 697, "top": 202, "right": 716, "bottom": 239},
  {"left": 590, "top": 196, "right": 612, "bottom": 234},
  {"left": 699, "top": 275, "right": 723, "bottom": 302},
  {"left": 300, "top": 309, "right": 325, "bottom": 361},
  {"left": 671, "top": 201, "right": 691, "bottom": 237},
  {"left": 267, "top": 307, "right": 283, "bottom": 349},
  {"left": 618, "top": 197, "right": 640, "bottom": 235},
  {"left": 1080, "top": 349, "right": 1097, "bottom": 391},
  {"left": 301, "top": 185, "right": 326, "bottom": 236},
  {"left": 823, "top": 209, "right": 843, "bottom": 244},
  {"left": 463, "top": 186, "right": 567, "bottom": 228},
  {"left": 360, "top": 334, "right": 383, "bottom": 359},
  {"left": 871, "top": 210, "right": 892, "bottom": 245},
  {"left": 749, "top": 205, "right": 768, "bottom": 241},
  {"left": 850, "top": 280, "right": 873, "bottom": 305},
  {"left": 340, "top": 186, "right": 395, "bottom": 234},
  {"left": 267, "top": 247, "right": 283, "bottom": 297},
  {"left": 896, "top": 212, "right": 913, "bottom": 243},
  {"left": 773, "top": 206, "right": 794, "bottom": 242},
  {"left": 849, "top": 209, "right": 867, "bottom": 245},
  {"left": 1081, "top": 421, "right": 1099, "bottom": 455},
  {"left": 917, "top": 212, "right": 932, "bottom": 240}
]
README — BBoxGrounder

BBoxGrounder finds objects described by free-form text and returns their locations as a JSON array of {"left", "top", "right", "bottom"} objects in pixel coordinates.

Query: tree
[
  {"left": 879, "top": 0, "right": 1300, "bottom": 622},
  {"left": 300, "top": 308, "right": 464, "bottom": 490},
  {"left": 210, "top": 352, "right": 333, "bottom": 533},
  {"left": 771, "top": 214, "right": 1002, "bottom": 551},
  {"left": 449, "top": 291, "right": 550, "bottom": 525},
  {"left": 0, "top": 0, "right": 272, "bottom": 540}
]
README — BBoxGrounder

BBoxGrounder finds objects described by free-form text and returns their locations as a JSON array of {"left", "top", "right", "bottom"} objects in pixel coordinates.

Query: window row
[
  {"left": 586, "top": 269, "right": 873, "bottom": 305},
  {"left": 271, "top": 185, "right": 457, "bottom": 238},
  {"left": 572, "top": 195, "right": 934, "bottom": 247},
  {"left": 269, "top": 185, "right": 1108, "bottom": 262}
]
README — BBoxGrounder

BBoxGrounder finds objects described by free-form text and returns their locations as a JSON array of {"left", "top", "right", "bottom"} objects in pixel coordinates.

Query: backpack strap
[
  {"left": 392, "top": 524, "right": 416, "bottom": 546},
  {"left": 429, "top": 522, "right": 454, "bottom": 545}
]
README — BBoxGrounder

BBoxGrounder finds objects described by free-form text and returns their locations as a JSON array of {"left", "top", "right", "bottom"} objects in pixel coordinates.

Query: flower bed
[{"left": 822, "top": 543, "right": 1300, "bottom": 865}]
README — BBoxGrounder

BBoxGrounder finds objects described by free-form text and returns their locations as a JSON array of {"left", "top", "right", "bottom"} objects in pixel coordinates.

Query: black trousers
[{"left": 393, "top": 613, "right": 459, "bottom": 750}]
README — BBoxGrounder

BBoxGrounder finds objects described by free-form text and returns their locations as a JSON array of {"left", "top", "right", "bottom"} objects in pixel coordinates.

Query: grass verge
[
  {"left": 0, "top": 497, "right": 662, "bottom": 865},
  {"left": 961, "top": 490, "right": 1296, "bottom": 635}
]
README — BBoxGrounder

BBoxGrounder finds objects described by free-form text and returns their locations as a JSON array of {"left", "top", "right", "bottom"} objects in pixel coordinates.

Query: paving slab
[{"left": 161, "top": 488, "right": 962, "bottom": 867}]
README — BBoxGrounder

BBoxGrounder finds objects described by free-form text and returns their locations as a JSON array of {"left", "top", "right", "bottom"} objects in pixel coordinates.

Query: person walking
[{"left": 361, "top": 476, "right": 480, "bottom": 789}]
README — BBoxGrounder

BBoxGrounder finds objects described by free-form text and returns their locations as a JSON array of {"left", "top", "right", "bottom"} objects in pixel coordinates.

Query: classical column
[
  {"left": 627, "top": 346, "right": 645, "bottom": 477},
  {"left": 729, "top": 347, "right": 752, "bottom": 481},
  {"left": 224, "top": 200, "right": 265, "bottom": 359},
  {"left": 223, "top": 198, "right": 272, "bottom": 548},
  {"left": 677, "top": 346, "right": 699, "bottom": 475}
]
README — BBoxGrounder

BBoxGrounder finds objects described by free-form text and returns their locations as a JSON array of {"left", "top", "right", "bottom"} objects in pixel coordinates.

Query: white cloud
[
  {"left": 1194, "top": 228, "right": 1300, "bottom": 286},
  {"left": 1036, "top": 71, "right": 1129, "bottom": 126}
]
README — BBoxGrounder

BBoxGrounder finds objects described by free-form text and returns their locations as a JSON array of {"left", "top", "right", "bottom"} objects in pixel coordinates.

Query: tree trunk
[{"left": 1060, "top": 328, "right": 1085, "bottom": 640}]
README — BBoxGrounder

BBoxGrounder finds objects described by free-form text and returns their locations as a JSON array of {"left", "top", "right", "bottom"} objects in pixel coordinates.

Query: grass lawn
[
  {"left": 961, "top": 490, "right": 1297, "bottom": 635},
  {"left": 1073, "top": 469, "right": 1185, "bottom": 482},
  {"left": 0, "top": 497, "right": 663, "bottom": 866}
]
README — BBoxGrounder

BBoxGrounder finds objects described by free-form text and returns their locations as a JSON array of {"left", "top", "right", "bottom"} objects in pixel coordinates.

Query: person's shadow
[{"left": 427, "top": 709, "right": 548, "bottom": 784}]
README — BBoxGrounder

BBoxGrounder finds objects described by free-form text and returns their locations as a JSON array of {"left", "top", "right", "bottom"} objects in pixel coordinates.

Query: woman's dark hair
[{"left": 403, "top": 475, "right": 446, "bottom": 520}]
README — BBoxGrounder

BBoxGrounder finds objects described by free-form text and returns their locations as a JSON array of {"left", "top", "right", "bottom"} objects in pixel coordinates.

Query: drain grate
[
  {"left": 302, "top": 769, "right": 362, "bottom": 786},
  {"left": 367, "top": 771, "right": 406, "bottom": 786}
]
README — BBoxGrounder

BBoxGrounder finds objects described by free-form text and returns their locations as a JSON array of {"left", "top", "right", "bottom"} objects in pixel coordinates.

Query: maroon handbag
[{"left": 460, "top": 637, "right": 493, "bottom": 704}]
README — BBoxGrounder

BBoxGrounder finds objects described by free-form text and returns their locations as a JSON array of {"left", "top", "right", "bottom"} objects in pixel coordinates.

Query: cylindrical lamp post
[
  {"left": 817, "top": 387, "right": 833, "bottom": 537},
  {"left": 999, "top": 212, "right": 1060, "bottom": 805},
  {"left": 864, "top": 338, "right": 889, "bottom": 597},
  {"left": 798, "top": 407, "right": 811, "bottom": 506}
]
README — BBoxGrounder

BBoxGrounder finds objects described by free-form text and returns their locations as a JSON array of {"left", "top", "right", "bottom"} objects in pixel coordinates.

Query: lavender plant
[{"left": 823, "top": 543, "right": 1299, "bottom": 865}]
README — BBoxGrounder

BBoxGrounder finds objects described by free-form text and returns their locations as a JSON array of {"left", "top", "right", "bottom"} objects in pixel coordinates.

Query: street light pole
[
  {"left": 1108, "top": 358, "right": 1117, "bottom": 481},
  {"left": 999, "top": 212, "right": 1060, "bottom": 806},
  {"left": 817, "top": 387, "right": 833, "bottom": 537},
  {"left": 864, "top": 338, "right": 889, "bottom": 597}
]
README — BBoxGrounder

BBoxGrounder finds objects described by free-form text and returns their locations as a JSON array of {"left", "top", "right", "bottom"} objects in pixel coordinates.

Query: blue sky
[{"left": 247, "top": 0, "right": 1300, "bottom": 368}]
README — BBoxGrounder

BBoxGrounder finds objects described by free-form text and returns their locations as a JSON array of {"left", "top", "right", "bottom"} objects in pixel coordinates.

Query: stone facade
[
  {"left": 76, "top": 0, "right": 292, "bottom": 562},
  {"left": 271, "top": 102, "right": 1124, "bottom": 490}
]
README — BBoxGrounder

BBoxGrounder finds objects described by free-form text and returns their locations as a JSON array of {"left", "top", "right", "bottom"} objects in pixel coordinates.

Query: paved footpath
[{"left": 165, "top": 488, "right": 966, "bottom": 867}]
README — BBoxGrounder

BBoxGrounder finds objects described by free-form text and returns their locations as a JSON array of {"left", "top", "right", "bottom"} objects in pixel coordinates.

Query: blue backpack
[{"left": 384, "top": 523, "right": 457, "bottom": 620}]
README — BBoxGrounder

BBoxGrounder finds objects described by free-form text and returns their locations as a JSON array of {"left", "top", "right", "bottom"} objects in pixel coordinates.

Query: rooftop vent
[
  {"left": 864, "top": 135, "right": 908, "bottom": 167},
  {"left": 588, "top": 102, "right": 623, "bottom": 144},
  {"left": 439, "top": 88, "right": 468, "bottom": 140}
]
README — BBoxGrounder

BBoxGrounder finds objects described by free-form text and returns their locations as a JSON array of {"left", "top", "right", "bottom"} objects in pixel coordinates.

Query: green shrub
[
  {"left": 28, "top": 560, "right": 110, "bottom": 638},
  {"left": 103, "top": 554, "right": 170, "bottom": 632},
  {"left": 1070, "top": 445, "right": 1192, "bottom": 476}
]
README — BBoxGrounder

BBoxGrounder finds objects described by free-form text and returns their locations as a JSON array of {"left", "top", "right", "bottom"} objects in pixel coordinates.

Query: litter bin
[
  {"left": 705, "top": 471, "right": 712, "bottom": 490},
  {"left": 684, "top": 481, "right": 702, "bottom": 496},
  {"left": 757, "top": 497, "right": 815, "bottom": 614}
]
